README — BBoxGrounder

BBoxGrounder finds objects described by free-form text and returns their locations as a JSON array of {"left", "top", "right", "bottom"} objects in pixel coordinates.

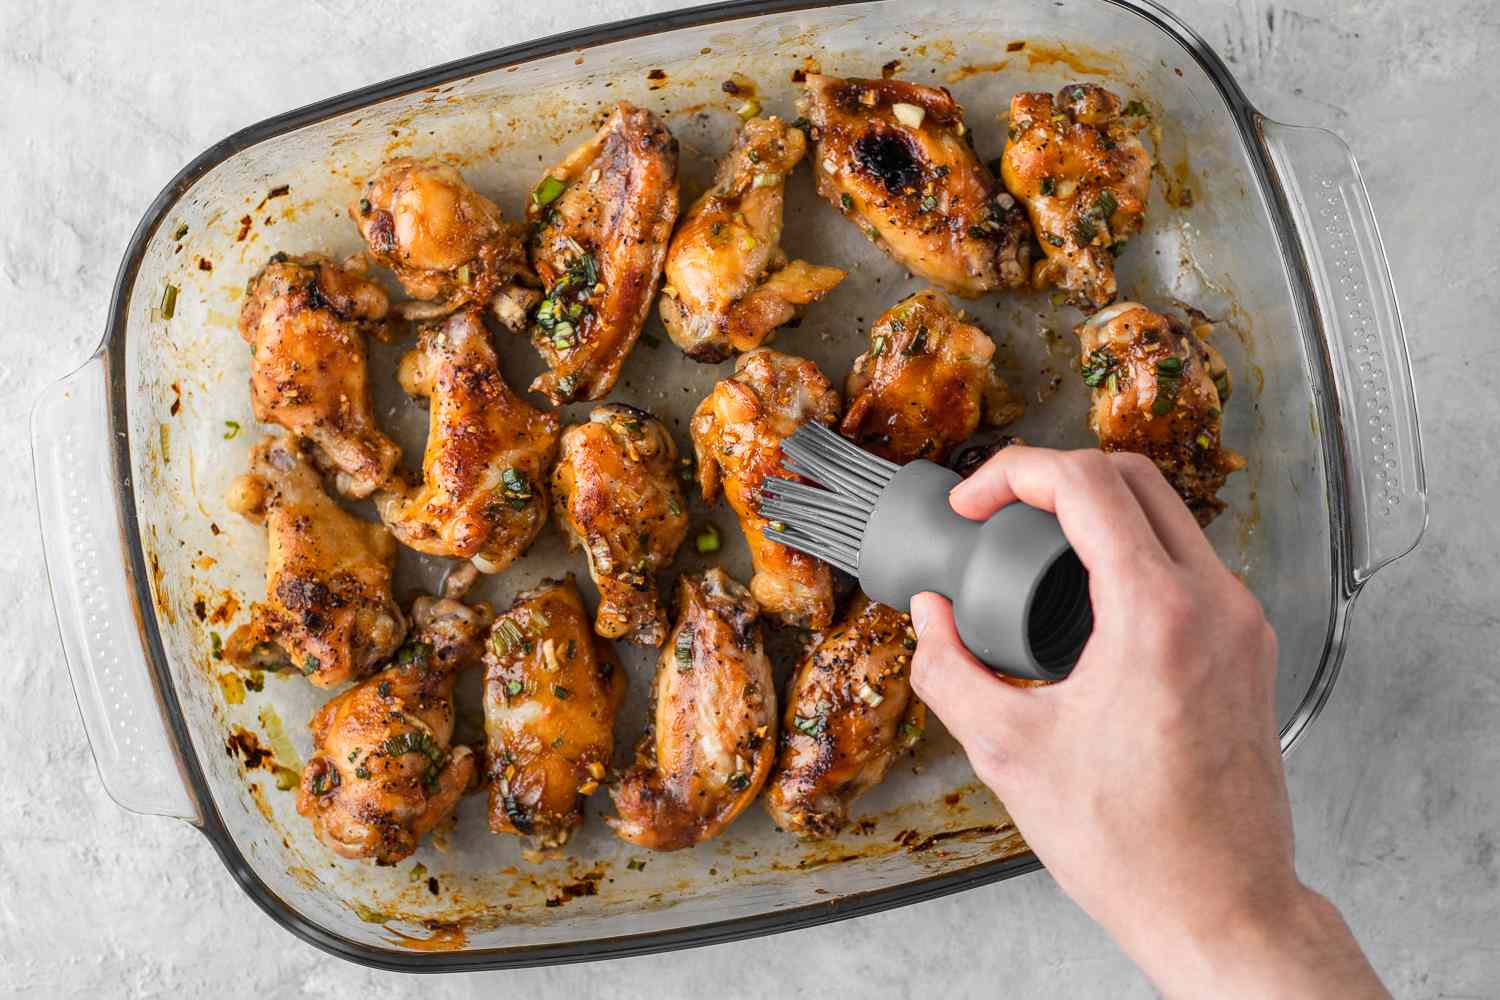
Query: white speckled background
[{"left": 4, "top": 0, "right": 1497, "bottom": 995}]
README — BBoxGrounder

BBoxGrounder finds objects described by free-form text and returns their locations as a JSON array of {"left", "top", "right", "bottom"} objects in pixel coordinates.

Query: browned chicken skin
[
  {"left": 798, "top": 74, "right": 1033, "bottom": 298},
  {"left": 224, "top": 436, "right": 405, "bottom": 687},
  {"left": 841, "top": 289, "right": 1024, "bottom": 465},
  {"left": 1001, "top": 83, "right": 1152, "bottom": 310},
  {"left": 660, "top": 116, "right": 845, "bottom": 361},
  {"left": 296, "top": 596, "right": 490, "bottom": 864},
  {"left": 373, "top": 308, "right": 560, "bottom": 574},
  {"left": 765, "top": 595, "right": 925, "bottom": 838},
  {"left": 551, "top": 405, "right": 690, "bottom": 647},
  {"left": 609, "top": 570, "right": 775, "bottom": 851},
  {"left": 525, "top": 102, "right": 680, "bottom": 403},
  {"left": 483, "top": 576, "right": 626, "bottom": 850},
  {"left": 1076, "top": 302, "right": 1245, "bottom": 523},
  {"left": 691, "top": 349, "right": 841, "bottom": 629},
  {"left": 238, "top": 253, "right": 401, "bottom": 498}
]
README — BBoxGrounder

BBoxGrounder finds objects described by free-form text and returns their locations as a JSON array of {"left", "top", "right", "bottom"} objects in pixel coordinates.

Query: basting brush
[{"left": 761, "top": 422, "right": 1093, "bottom": 681}]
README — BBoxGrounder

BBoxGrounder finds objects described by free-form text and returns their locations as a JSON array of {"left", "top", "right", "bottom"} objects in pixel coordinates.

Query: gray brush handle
[{"left": 859, "top": 462, "right": 1092, "bottom": 681}]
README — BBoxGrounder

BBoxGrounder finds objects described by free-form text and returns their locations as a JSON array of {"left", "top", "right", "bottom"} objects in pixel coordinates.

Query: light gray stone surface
[{"left": 3, "top": 1, "right": 1496, "bottom": 996}]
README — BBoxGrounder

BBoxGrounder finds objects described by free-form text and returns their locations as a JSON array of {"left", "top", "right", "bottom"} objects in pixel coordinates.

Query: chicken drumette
[
  {"left": 224, "top": 436, "right": 404, "bottom": 687},
  {"left": 238, "top": 252, "right": 401, "bottom": 498},
  {"left": 659, "top": 116, "right": 845, "bottom": 361},
  {"left": 551, "top": 405, "right": 690, "bottom": 647},
  {"left": 296, "top": 596, "right": 490, "bottom": 864},
  {"left": 691, "top": 349, "right": 841, "bottom": 629},
  {"left": 1076, "top": 302, "right": 1245, "bottom": 523},
  {"left": 374, "top": 308, "right": 560, "bottom": 574},
  {"left": 609, "top": 570, "right": 775, "bottom": 851},
  {"left": 525, "top": 102, "right": 679, "bottom": 403},
  {"left": 483, "top": 576, "right": 626, "bottom": 850},
  {"left": 841, "top": 289, "right": 1024, "bottom": 465},
  {"left": 798, "top": 74, "right": 1033, "bottom": 298},
  {"left": 1001, "top": 83, "right": 1152, "bottom": 310}
]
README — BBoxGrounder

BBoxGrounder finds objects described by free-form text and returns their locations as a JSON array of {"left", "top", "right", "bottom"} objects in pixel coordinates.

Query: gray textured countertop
[{"left": 4, "top": 1, "right": 1496, "bottom": 995}]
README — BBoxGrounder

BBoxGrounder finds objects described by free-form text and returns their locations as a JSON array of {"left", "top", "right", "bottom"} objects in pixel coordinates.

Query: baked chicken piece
[
  {"left": 483, "top": 576, "right": 626, "bottom": 850},
  {"left": 1076, "top": 302, "right": 1245, "bottom": 524},
  {"left": 525, "top": 102, "right": 679, "bottom": 403},
  {"left": 1001, "top": 83, "right": 1153, "bottom": 310},
  {"left": 659, "top": 116, "right": 845, "bottom": 361},
  {"left": 350, "top": 156, "right": 533, "bottom": 324},
  {"left": 841, "top": 289, "right": 1024, "bottom": 465},
  {"left": 609, "top": 570, "right": 775, "bottom": 851},
  {"left": 373, "top": 308, "right": 560, "bottom": 574},
  {"left": 691, "top": 349, "right": 841, "bottom": 629},
  {"left": 238, "top": 252, "right": 401, "bottom": 498},
  {"left": 296, "top": 596, "right": 490, "bottom": 864},
  {"left": 765, "top": 595, "right": 925, "bottom": 838},
  {"left": 551, "top": 405, "right": 690, "bottom": 646},
  {"left": 798, "top": 74, "right": 1032, "bottom": 298},
  {"left": 224, "top": 435, "right": 404, "bottom": 687}
]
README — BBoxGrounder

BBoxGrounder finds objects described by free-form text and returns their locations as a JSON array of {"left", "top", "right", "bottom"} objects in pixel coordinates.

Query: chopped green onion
[
  {"left": 695, "top": 523, "right": 721, "bottom": 554},
  {"left": 1080, "top": 348, "right": 1117, "bottom": 388},
  {"left": 1122, "top": 99, "right": 1149, "bottom": 118},
  {"left": 735, "top": 99, "right": 761, "bottom": 121},
  {"left": 302, "top": 655, "right": 320, "bottom": 676},
  {"left": 552, "top": 321, "right": 576, "bottom": 350},
  {"left": 173, "top": 223, "right": 189, "bottom": 241},
  {"left": 552, "top": 684, "right": 570, "bottom": 700},
  {"left": 871, "top": 334, "right": 887, "bottom": 357},
  {"left": 222, "top": 420, "right": 241, "bottom": 440},
  {"left": 492, "top": 619, "right": 524, "bottom": 657},
  {"left": 1151, "top": 395, "right": 1175, "bottom": 416},
  {"left": 667, "top": 495, "right": 683, "bottom": 517},
  {"left": 1039, "top": 176, "right": 1057, "bottom": 197},
  {"left": 505, "top": 679, "right": 524, "bottom": 697},
  {"left": 903, "top": 326, "right": 930, "bottom": 356},
  {"left": 727, "top": 772, "right": 751, "bottom": 791},
  {"left": 396, "top": 640, "right": 434, "bottom": 664},
  {"left": 1094, "top": 190, "right": 1119, "bottom": 220},
  {"left": 1195, "top": 432, "right": 1213, "bottom": 449},
  {"left": 456, "top": 264, "right": 471, "bottom": 285},
  {"left": 1156, "top": 355, "right": 1184, "bottom": 376},
  {"left": 840, "top": 193, "right": 854, "bottom": 211},
  {"left": 210, "top": 632, "right": 223, "bottom": 661},
  {"left": 751, "top": 172, "right": 781, "bottom": 189},
  {"left": 160, "top": 283, "right": 178, "bottom": 320},
  {"left": 919, "top": 194, "right": 938, "bottom": 212},
  {"left": 358, "top": 198, "right": 371, "bottom": 215},
  {"left": 627, "top": 858, "right": 647, "bottom": 871},
  {"left": 533, "top": 175, "right": 567, "bottom": 207}
]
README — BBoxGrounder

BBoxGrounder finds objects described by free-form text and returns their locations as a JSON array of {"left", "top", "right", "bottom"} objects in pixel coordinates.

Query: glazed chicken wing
[
  {"left": 374, "top": 308, "right": 560, "bottom": 574},
  {"left": 609, "top": 570, "right": 775, "bottom": 851},
  {"left": 691, "top": 349, "right": 841, "bottom": 628},
  {"left": 224, "top": 436, "right": 404, "bottom": 687},
  {"left": 551, "top": 405, "right": 690, "bottom": 646},
  {"left": 798, "top": 74, "right": 1032, "bottom": 298},
  {"left": 239, "top": 252, "right": 401, "bottom": 498},
  {"left": 483, "top": 576, "right": 626, "bottom": 850},
  {"left": 841, "top": 289, "right": 1024, "bottom": 464},
  {"left": 765, "top": 595, "right": 925, "bottom": 838},
  {"left": 660, "top": 116, "right": 845, "bottom": 361},
  {"left": 525, "top": 102, "right": 679, "bottom": 403},
  {"left": 1076, "top": 302, "right": 1245, "bottom": 523},
  {"left": 1001, "top": 83, "right": 1152, "bottom": 310},
  {"left": 296, "top": 596, "right": 489, "bottom": 864}
]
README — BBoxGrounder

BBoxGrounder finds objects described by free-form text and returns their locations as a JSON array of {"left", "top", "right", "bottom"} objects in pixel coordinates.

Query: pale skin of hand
[{"left": 909, "top": 447, "right": 1390, "bottom": 1000}]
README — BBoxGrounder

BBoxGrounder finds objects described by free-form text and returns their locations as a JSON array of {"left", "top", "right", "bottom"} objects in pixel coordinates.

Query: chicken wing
[
  {"left": 224, "top": 436, "right": 404, "bottom": 687},
  {"left": 1076, "top": 302, "right": 1245, "bottom": 523},
  {"left": 551, "top": 405, "right": 690, "bottom": 646},
  {"left": 609, "top": 569, "right": 775, "bottom": 851},
  {"left": 765, "top": 595, "right": 925, "bottom": 838},
  {"left": 1001, "top": 83, "right": 1152, "bottom": 310},
  {"left": 659, "top": 116, "right": 845, "bottom": 361},
  {"left": 798, "top": 74, "right": 1032, "bottom": 298},
  {"left": 483, "top": 576, "right": 626, "bottom": 850},
  {"left": 691, "top": 349, "right": 841, "bottom": 629},
  {"left": 238, "top": 252, "right": 401, "bottom": 498},
  {"left": 841, "top": 289, "right": 1024, "bottom": 465},
  {"left": 373, "top": 308, "right": 560, "bottom": 574},
  {"left": 296, "top": 596, "right": 489, "bottom": 864},
  {"left": 525, "top": 102, "right": 679, "bottom": 403}
]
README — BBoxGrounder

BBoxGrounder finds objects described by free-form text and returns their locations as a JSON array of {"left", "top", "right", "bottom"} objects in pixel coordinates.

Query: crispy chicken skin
[
  {"left": 841, "top": 289, "right": 1024, "bottom": 464},
  {"left": 238, "top": 252, "right": 401, "bottom": 498},
  {"left": 373, "top": 309, "right": 560, "bottom": 574},
  {"left": 609, "top": 570, "right": 775, "bottom": 851},
  {"left": 296, "top": 597, "right": 490, "bottom": 864},
  {"left": 798, "top": 74, "right": 1033, "bottom": 298},
  {"left": 660, "top": 116, "right": 845, "bottom": 361},
  {"left": 765, "top": 595, "right": 925, "bottom": 838},
  {"left": 1076, "top": 302, "right": 1245, "bottom": 524},
  {"left": 1001, "top": 83, "right": 1152, "bottom": 310},
  {"left": 691, "top": 349, "right": 841, "bottom": 629},
  {"left": 525, "top": 102, "right": 679, "bottom": 403},
  {"left": 483, "top": 576, "right": 626, "bottom": 850},
  {"left": 351, "top": 156, "right": 532, "bottom": 322},
  {"left": 551, "top": 405, "right": 690, "bottom": 647},
  {"left": 224, "top": 436, "right": 404, "bottom": 687}
]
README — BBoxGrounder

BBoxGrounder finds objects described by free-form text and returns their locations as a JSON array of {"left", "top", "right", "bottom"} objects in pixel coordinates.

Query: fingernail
[{"left": 911, "top": 597, "right": 931, "bottom": 636}]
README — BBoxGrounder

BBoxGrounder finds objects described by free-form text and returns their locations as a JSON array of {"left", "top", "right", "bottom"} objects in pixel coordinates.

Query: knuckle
[{"left": 1110, "top": 450, "right": 1157, "bottom": 479}]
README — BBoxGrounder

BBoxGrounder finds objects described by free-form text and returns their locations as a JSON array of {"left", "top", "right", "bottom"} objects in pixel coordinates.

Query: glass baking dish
[{"left": 31, "top": 0, "right": 1426, "bottom": 971}]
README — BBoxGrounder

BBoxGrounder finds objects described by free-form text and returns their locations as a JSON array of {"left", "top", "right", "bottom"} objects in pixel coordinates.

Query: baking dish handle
[
  {"left": 31, "top": 353, "right": 197, "bottom": 821},
  {"left": 1260, "top": 120, "right": 1428, "bottom": 584}
]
